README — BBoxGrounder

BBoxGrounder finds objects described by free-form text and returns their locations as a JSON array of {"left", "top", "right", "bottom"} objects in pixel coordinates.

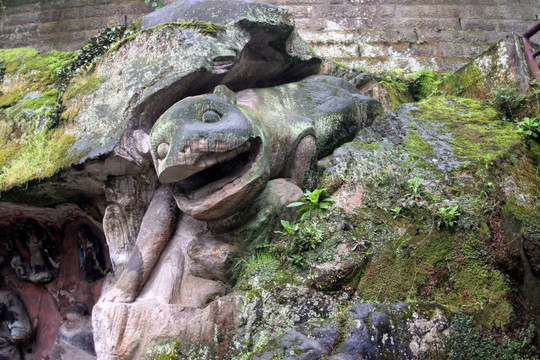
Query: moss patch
[
  {"left": 0, "top": 128, "right": 77, "bottom": 191},
  {"left": 408, "top": 96, "right": 522, "bottom": 172},
  {"left": 380, "top": 78, "right": 413, "bottom": 110},
  {"left": 0, "top": 48, "right": 75, "bottom": 81},
  {"left": 0, "top": 48, "right": 80, "bottom": 192},
  {"left": 111, "top": 21, "right": 225, "bottom": 52},
  {"left": 410, "top": 68, "right": 443, "bottom": 101},
  {"left": 63, "top": 71, "right": 103, "bottom": 100},
  {"left": 311, "top": 93, "right": 538, "bottom": 331}
]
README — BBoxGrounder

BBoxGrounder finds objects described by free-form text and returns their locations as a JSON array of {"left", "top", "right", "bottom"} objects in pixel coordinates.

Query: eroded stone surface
[{"left": 251, "top": 304, "right": 449, "bottom": 360}]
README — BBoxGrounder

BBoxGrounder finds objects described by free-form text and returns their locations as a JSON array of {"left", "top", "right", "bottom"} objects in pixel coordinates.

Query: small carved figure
[
  {"left": 10, "top": 220, "right": 59, "bottom": 284},
  {"left": 10, "top": 255, "right": 30, "bottom": 282},
  {"left": 25, "top": 226, "right": 52, "bottom": 283},
  {"left": 0, "top": 291, "right": 32, "bottom": 360},
  {"left": 50, "top": 303, "right": 96, "bottom": 359},
  {"left": 77, "top": 226, "right": 107, "bottom": 282}
]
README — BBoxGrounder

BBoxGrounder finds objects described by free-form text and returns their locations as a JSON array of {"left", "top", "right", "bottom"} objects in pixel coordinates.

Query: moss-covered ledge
[{"left": 0, "top": 48, "right": 78, "bottom": 192}]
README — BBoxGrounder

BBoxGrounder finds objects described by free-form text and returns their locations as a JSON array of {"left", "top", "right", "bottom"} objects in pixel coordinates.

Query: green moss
[
  {"left": 380, "top": 78, "right": 413, "bottom": 110},
  {"left": 404, "top": 130, "right": 434, "bottom": 158},
  {"left": 63, "top": 71, "right": 103, "bottom": 100},
  {"left": 22, "top": 89, "right": 62, "bottom": 109},
  {"left": 448, "top": 63, "right": 484, "bottom": 98},
  {"left": 0, "top": 48, "right": 84, "bottom": 192},
  {"left": 236, "top": 252, "right": 296, "bottom": 292},
  {"left": 145, "top": 339, "right": 182, "bottom": 360},
  {"left": 0, "top": 48, "right": 75, "bottom": 79},
  {"left": 0, "top": 128, "right": 78, "bottom": 192},
  {"left": 446, "top": 315, "right": 537, "bottom": 359},
  {"left": 111, "top": 21, "right": 226, "bottom": 52},
  {"left": 349, "top": 141, "right": 380, "bottom": 150},
  {"left": 412, "top": 96, "right": 521, "bottom": 169},
  {"left": 410, "top": 68, "right": 442, "bottom": 101},
  {"left": 130, "top": 16, "right": 143, "bottom": 31},
  {"left": 437, "top": 39, "right": 514, "bottom": 101},
  {"left": 0, "top": 48, "right": 75, "bottom": 110},
  {"left": 358, "top": 228, "right": 512, "bottom": 328}
]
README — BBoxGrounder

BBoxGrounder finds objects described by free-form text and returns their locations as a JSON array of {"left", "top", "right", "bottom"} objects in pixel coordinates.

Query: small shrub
[
  {"left": 490, "top": 86, "right": 526, "bottom": 120},
  {"left": 277, "top": 220, "right": 298, "bottom": 235},
  {"left": 517, "top": 117, "right": 540, "bottom": 139},
  {"left": 389, "top": 206, "right": 404, "bottom": 219},
  {"left": 436, "top": 204, "right": 460, "bottom": 229},
  {"left": 411, "top": 68, "right": 441, "bottom": 100},
  {"left": 287, "top": 188, "right": 335, "bottom": 221},
  {"left": 407, "top": 177, "right": 424, "bottom": 198},
  {"left": 235, "top": 252, "right": 291, "bottom": 291}
]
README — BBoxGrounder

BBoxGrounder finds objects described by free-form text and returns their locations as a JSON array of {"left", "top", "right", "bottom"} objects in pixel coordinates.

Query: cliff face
[
  {"left": 1, "top": 0, "right": 539, "bottom": 72},
  {"left": 0, "top": 1, "right": 539, "bottom": 359}
]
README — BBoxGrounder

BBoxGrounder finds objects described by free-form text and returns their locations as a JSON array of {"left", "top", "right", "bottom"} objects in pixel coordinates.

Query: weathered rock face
[
  {"left": 0, "top": 1, "right": 332, "bottom": 357},
  {"left": 250, "top": 304, "right": 449, "bottom": 360},
  {"left": 2, "top": 0, "right": 540, "bottom": 359},
  {"left": 0, "top": 0, "right": 385, "bottom": 358},
  {"left": 439, "top": 33, "right": 535, "bottom": 99}
]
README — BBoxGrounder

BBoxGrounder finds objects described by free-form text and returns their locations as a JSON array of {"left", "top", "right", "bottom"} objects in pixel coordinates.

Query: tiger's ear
[{"left": 213, "top": 85, "right": 237, "bottom": 105}]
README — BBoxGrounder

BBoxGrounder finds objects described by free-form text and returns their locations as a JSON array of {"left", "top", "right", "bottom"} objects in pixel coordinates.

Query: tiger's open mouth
[
  {"left": 168, "top": 137, "right": 262, "bottom": 200},
  {"left": 161, "top": 136, "right": 268, "bottom": 220}
]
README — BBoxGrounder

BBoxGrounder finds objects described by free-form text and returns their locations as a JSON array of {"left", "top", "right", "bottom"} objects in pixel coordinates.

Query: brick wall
[
  {"left": 0, "top": 0, "right": 159, "bottom": 51},
  {"left": 1, "top": 0, "right": 539, "bottom": 71}
]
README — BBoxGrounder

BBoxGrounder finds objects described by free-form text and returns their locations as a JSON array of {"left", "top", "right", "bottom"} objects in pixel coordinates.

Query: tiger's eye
[
  {"left": 202, "top": 110, "right": 221, "bottom": 123},
  {"left": 157, "top": 143, "right": 169, "bottom": 160}
]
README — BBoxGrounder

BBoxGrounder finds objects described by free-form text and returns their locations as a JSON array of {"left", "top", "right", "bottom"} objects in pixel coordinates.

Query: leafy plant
[
  {"left": 436, "top": 204, "right": 460, "bottom": 229},
  {"left": 286, "top": 254, "right": 307, "bottom": 268},
  {"left": 276, "top": 220, "right": 298, "bottom": 235},
  {"left": 352, "top": 237, "right": 374, "bottom": 256},
  {"left": 287, "top": 188, "right": 335, "bottom": 221},
  {"left": 410, "top": 68, "right": 441, "bottom": 100},
  {"left": 389, "top": 206, "right": 404, "bottom": 219},
  {"left": 490, "top": 86, "right": 526, "bottom": 120},
  {"left": 480, "top": 182, "right": 493, "bottom": 197},
  {"left": 286, "top": 221, "right": 324, "bottom": 254},
  {"left": 407, "top": 177, "right": 424, "bottom": 198},
  {"left": 517, "top": 117, "right": 540, "bottom": 139}
]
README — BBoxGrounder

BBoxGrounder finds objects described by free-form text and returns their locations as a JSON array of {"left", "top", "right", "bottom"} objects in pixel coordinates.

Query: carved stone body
[
  {"left": 94, "top": 75, "right": 381, "bottom": 358},
  {"left": 150, "top": 75, "right": 382, "bottom": 221},
  {"left": 101, "top": 75, "right": 381, "bottom": 304}
]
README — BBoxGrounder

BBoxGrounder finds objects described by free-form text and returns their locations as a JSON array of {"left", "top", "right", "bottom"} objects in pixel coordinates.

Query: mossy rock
[
  {"left": 318, "top": 95, "right": 538, "bottom": 333},
  {"left": 438, "top": 33, "right": 533, "bottom": 99},
  {"left": 0, "top": 48, "right": 77, "bottom": 192}
]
